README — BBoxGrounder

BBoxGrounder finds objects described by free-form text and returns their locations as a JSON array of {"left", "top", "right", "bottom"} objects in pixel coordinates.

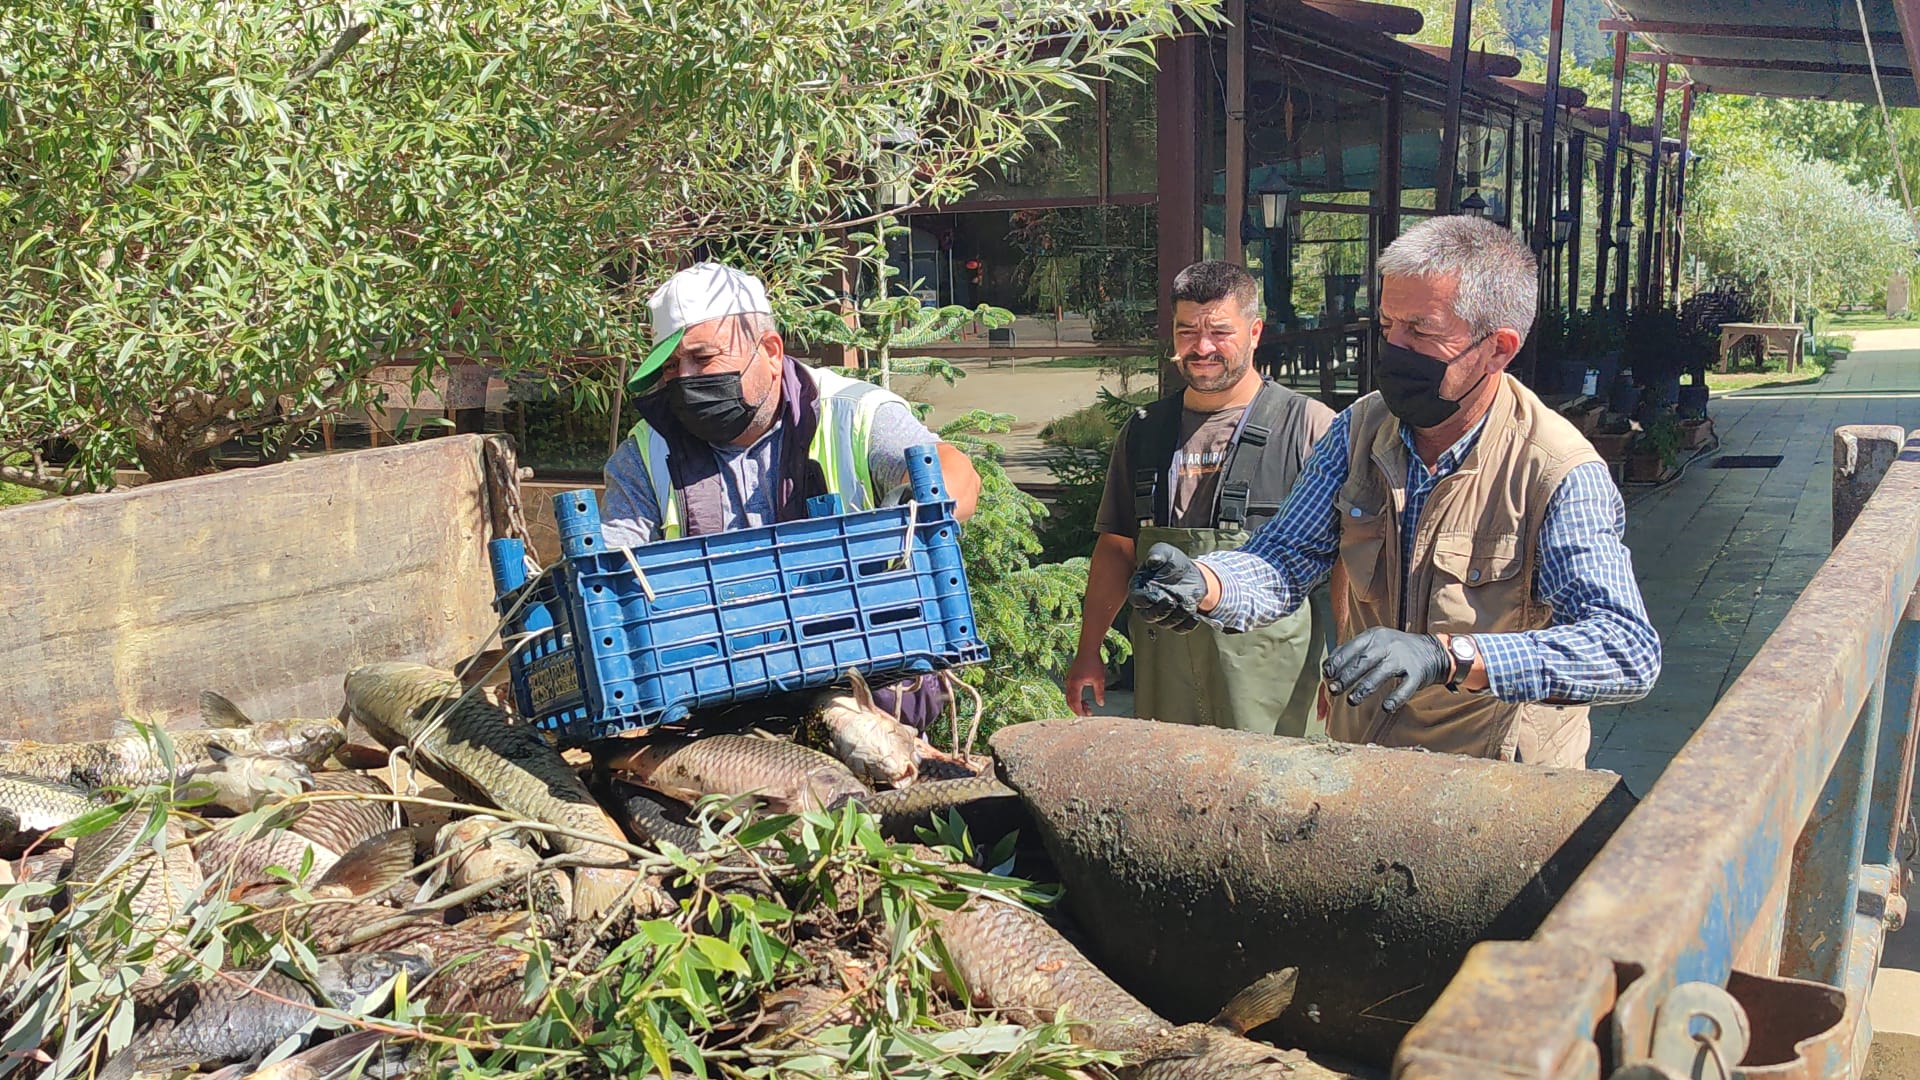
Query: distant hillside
[{"left": 1496, "top": 0, "right": 1610, "bottom": 65}]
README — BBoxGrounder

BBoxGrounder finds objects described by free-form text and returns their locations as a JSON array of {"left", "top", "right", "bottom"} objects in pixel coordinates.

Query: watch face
[{"left": 1451, "top": 636, "right": 1476, "bottom": 662}]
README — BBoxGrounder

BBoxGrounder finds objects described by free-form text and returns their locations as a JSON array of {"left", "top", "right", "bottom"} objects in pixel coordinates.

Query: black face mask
[
  {"left": 1375, "top": 337, "right": 1490, "bottom": 429},
  {"left": 666, "top": 370, "right": 767, "bottom": 445}
]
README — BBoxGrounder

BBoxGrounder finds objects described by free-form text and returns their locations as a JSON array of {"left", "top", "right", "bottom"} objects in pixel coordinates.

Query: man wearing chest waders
[{"left": 1066, "top": 261, "right": 1337, "bottom": 736}]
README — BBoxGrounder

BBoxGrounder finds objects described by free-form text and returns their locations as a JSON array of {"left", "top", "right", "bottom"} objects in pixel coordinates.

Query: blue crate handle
[
  {"left": 488, "top": 537, "right": 526, "bottom": 598},
  {"left": 487, "top": 537, "right": 553, "bottom": 633},
  {"left": 905, "top": 443, "right": 946, "bottom": 504},
  {"left": 807, "top": 493, "right": 843, "bottom": 518},
  {"left": 555, "top": 488, "right": 605, "bottom": 560}
]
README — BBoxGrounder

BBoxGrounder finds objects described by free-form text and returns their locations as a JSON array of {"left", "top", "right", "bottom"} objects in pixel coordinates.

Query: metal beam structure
[
  {"left": 1297, "top": 0, "right": 1424, "bottom": 35},
  {"left": 1637, "top": 61, "right": 1667, "bottom": 310},
  {"left": 1531, "top": 0, "right": 1568, "bottom": 260},
  {"left": 1627, "top": 49, "right": 1913, "bottom": 79},
  {"left": 1433, "top": 0, "right": 1474, "bottom": 213},
  {"left": 1225, "top": 0, "right": 1248, "bottom": 265},
  {"left": 1599, "top": 17, "right": 1906, "bottom": 45},
  {"left": 1667, "top": 82, "right": 1695, "bottom": 298},
  {"left": 1892, "top": 0, "right": 1920, "bottom": 101},
  {"left": 1592, "top": 31, "right": 1626, "bottom": 312},
  {"left": 1155, "top": 31, "right": 1201, "bottom": 347}
]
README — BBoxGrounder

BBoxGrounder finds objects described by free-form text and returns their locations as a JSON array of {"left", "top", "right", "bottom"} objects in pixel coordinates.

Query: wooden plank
[{"left": 0, "top": 436, "right": 510, "bottom": 740}]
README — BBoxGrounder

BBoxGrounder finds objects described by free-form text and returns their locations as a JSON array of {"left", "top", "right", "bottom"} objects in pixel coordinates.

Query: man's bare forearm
[{"left": 1077, "top": 533, "right": 1137, "bottom": 655}]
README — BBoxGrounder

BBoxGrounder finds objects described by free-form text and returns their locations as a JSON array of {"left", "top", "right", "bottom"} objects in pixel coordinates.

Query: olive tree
[
  {"left": 1692, "top": 157, "right": 1916, "bottom": 321},
  {"left": 0, "top": 0, "right": 1213, "bottom": 489}
]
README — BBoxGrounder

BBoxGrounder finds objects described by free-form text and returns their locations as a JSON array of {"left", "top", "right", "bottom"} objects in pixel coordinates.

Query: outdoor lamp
[
  {"left": 1615, "top": 208, "right": 1633, "bottom": 246},
  {"left": 1255, "top": 175, "right": 1293, "bottom": 230},
  {"left": 1553, "top": 208, "right": 1573, "bottom": 246},
  {"left": 1459, "top": 191, "right": 1488, "bottom": 217}
]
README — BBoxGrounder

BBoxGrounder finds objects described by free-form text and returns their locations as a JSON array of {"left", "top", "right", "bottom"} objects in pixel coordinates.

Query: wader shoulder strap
[
  {"left": 1217, "top": 380, "right": 1308, "bottom": 532},
  {"left": 1127, "top": 394, "right": 1188, "bottom": 526}
]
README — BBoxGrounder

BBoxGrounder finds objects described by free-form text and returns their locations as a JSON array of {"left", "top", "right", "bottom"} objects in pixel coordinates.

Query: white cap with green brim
[{"left": 632, "top": 262, "right": 774, "bottom": 392}]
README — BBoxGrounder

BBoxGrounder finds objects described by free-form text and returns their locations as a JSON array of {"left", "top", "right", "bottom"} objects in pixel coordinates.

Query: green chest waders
[
  {"left": 1130, "top": 525, "right": 1327, "bottom": 736},
  {"left": 1125, "top": 381, "right": 1330, "bottom": 737}
]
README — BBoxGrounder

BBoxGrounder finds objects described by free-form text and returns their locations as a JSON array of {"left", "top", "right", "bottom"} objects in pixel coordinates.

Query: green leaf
[{"left": 689, "top": 935, "right": 749, "bottom": 976}]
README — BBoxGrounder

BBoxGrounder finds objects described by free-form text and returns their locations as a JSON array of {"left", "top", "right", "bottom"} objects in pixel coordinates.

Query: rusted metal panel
[
  {"left": 1782, "top": 680, "right": 1883, "bottom": 984},
  {"left": 1397, "top": 426, "right": 1920, "bottom": 1076},
  {"left": 988, "top": 717, "right": 1638, "bottom": 1065},
  {"left": 1396, "top": 941, "right": 1612, "bottom": 1079},
  {"left": 0, "top": 436, "right": 511, "bottom": 740},
  {"left": 1867, "top": 619, "right": 1920, "bottom": 869}
]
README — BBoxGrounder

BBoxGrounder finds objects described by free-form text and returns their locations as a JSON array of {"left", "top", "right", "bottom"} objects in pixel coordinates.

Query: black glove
[
  {"left": 1128, "top": 543, "right": 1208, "bottom": 632},
  {"left": 1324, "top": 628, "right": 1452, "bottom": 712}
]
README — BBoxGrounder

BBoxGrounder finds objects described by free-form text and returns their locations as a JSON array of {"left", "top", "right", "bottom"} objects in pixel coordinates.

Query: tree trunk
[{"left": 134, "top": 440, "right": 221, "bottom": 483}]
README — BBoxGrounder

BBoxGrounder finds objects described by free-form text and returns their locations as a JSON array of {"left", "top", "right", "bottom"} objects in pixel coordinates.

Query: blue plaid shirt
[{"left": 1202, "top": 408, "right": 1661, "bottom": 705}]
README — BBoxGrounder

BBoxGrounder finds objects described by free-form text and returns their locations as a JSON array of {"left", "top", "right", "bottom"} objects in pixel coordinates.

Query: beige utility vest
[{"left": 1328, "top": 375, "right": 1602, "bottom": 763}]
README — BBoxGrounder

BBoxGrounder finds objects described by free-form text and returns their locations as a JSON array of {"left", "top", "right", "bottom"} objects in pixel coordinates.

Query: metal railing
[{"left": 1397, "top": 425, "right": 1920, "bottom": 1079}]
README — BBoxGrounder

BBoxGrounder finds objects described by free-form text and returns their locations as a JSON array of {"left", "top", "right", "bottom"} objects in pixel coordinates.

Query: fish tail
[{"left": 1209, "top": 967, "right": 1299, "bottom": 1036}]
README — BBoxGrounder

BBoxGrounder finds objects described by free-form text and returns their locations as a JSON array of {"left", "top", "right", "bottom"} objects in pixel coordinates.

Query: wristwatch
[{"left": 1445, "top": 634, "right": 1478, "bottom": 691}]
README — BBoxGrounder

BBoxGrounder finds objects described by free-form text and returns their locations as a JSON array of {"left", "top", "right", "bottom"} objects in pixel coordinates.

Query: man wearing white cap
[{"left": 602, "top": 261, "right": 981, "bottom": 548}]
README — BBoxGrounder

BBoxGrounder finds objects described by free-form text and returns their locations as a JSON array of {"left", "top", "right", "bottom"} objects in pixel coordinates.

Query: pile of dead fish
[{"left": 0, "top": 662, "right": 1377, "bottom": 1079}]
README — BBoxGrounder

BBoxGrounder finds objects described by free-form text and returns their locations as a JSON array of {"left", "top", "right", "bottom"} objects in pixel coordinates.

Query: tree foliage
[
  {"left": 1693, "top": 158, "right": 1914, "bottom": 320},
  {"left": 0, "top": 0, "right": 1215, "bottom": 490}
]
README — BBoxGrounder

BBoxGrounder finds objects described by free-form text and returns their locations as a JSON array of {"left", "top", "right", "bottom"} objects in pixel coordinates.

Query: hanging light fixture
[
  {"left": 1553, "top": 207, "right": 1574, "bottom": 246},
  {"left": 1615, "top": 205, "right": 1633, "bottom": 246},
  {"left": 1459, "top": 191, "right": 1488, "bottom": 216},
  {"left": 1254, "top": 173, "right": 1294, "bottom": 230}
]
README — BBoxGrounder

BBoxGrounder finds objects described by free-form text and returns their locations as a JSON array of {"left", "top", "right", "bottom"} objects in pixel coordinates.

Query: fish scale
[
  {"left": 195, "top": 771, "right": 400, "bottom": 893},
  {"left": 0, "top": 709, "right": 342, "bottom": 792},
  {"left": 601, "top": 733, "right": 871, "bottom": 814},
  {"left": 106, "top": 953, "right": 427, "bottom": 1077},
  {"left": 925, "top": 898, "right": 1364, "bottom": 1079},
  {"left": 342, "top": 662, "right": 651, "bottom": 921}
]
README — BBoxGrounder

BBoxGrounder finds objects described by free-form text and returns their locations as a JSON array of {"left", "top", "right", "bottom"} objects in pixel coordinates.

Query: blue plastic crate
[{"left": 487, "top": 443, "right": 989, "bottom": 745}]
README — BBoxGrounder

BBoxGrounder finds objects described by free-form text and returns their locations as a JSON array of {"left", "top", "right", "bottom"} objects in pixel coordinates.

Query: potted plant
[
  {"left": 1566, "top": 309, "right": 1625, "bottom": 397},
  {"left": 1627, "top": 412, "right": 1683, "bottom": 483},
  {"left": 1680, "top": 415, "right": 1715, "bottom": 449},
  {"left": 1588, "top": 415, "right": 1636, "bottom": 462}
]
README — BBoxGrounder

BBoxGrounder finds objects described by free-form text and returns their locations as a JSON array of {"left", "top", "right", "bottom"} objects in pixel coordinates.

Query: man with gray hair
[{"left": 1127, "top": 216, "right": 1660, "bottom": 768}]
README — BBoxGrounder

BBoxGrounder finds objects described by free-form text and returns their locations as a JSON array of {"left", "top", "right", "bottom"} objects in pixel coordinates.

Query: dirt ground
[{"left": 898, "top": 359, "right": 1136, "bottom": 483}]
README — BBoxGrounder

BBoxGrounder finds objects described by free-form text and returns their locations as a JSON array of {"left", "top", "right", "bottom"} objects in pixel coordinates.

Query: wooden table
[{"left": 1717, "top": 323, "right": 1806, "bottom": 373}]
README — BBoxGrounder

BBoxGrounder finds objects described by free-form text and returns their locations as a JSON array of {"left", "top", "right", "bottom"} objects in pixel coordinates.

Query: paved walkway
[{"left": 1589, "top": 330, "right": 1920, "bottom": 791}]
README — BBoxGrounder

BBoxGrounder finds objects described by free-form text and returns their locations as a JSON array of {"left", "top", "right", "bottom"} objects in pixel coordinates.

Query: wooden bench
[{"left": 1717, "top": 322, "right": 1806, "bottom": 373}]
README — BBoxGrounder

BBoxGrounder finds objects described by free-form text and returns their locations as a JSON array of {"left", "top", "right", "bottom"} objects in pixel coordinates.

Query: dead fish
[
  {"left": 179, "top": 746, "right": 314, "bottom": 815},
  {"left": 926, "top": 895, "right": 1355, "bottom": 1078},
  {"left": 923, "top": 896, "right": 1166, "bottom": 1051},
  {"left": 600, "top": 733, "right": 871, "bottom": 815},
  {"left": 206, "top": 1029, "right": 407, "bottom": 1080},
  {"left": 853, "top": 775, "right": 1022, "bottom": 840},
  {"left": 752, "top": 984, "right": 855, "bottom": 1048},
  {"left": 1122, "top": 971, "right": 1338, "bottom": 1080},
  {"left": 433, "top": 816, "right": 570, "bottom": 920},
  {"left": 344, "top": 662, "right": 659, "bottom": 921},
  {"left": 70, "top": 806, "right": 205, "bottom": 990},
  {"left": 98, "top": 951, "right": 429, "bottom": 1079},
  {"left": 813, "top": 670, "right": 920, "bottom": 789},
  {"left": 196, "top": 771, "right": 400, "bottom": 895},
  {"left": 598, "top": 778, "right": 707, "bottom": 852},
  {"left": 0, "top": 770, "right": 103, "bottom": 845},
  {"left": 0, "top": 692, "right": 342, "bottom": 791},
  {"left": 233, "top": 829, "right": 417, "bottom": 907}
]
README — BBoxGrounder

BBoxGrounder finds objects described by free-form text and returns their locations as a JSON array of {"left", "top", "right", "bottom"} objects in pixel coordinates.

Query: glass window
[
  {"left": 1244, "top": 52, "right": 1386, "bottom": 200},
  {"left": 1106, "top": 72, "right": 1157, "bottom": 195},
  {"left": 1401, "top": 99, "right": 1443, "bottom": 211},
  {"left": 883, "top": 205, "right": 1158, "bottom": 346},
  {"left": 968, "top": 87, "right": 1103, "bottom": 201}
]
